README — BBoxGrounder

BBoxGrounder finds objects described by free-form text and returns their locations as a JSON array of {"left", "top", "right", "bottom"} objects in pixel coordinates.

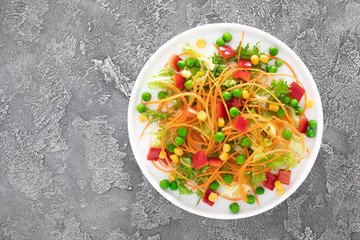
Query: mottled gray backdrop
[{"left": 0, "top": 0, "right": 359, "bottom": 239}]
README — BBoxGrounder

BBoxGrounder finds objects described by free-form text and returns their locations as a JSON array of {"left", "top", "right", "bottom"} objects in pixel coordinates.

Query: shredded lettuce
[
  {"left": 248, "top": 172, "right": 266, "bottom": 188},
  {"left": 147, "top": 66, "right": 175, "bottom": 90},
  {"left": 286, "top": 106, "right": 300, "bottom": 128},
  {"left": 150, "top": 126, "right": 170, "bottom": 147},
  {"left": 143, "top": 110, "right": 172, "bottom": 123},
  {"left": 266, "top": 152, "right": 298, "bottom": 170},
  {"left": 222, "top": 76, "right": 238, "bottom": 88},
  {"left": 182, "top": 43, "right": 204, "bottom": 57},
  {"left": 177, "top": 180, "right": 193, "bottom": 196}
]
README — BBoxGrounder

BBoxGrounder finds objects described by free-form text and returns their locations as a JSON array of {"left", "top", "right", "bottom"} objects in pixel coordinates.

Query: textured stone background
[{"left": 0, "top": 0, "right": 359, "bottom": 239}]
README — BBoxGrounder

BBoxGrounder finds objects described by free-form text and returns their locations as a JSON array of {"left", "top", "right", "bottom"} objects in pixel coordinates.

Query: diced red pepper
[
  {"left": 238, "top": 59, "right": 252, "bottom": 68},
  {"left": 159, "top": 149, "right": 172, "bottom": 165},
  {"left": 147, "top": 147, "right": 161, "bottom": 160},
  {"left": 216, "top": 102, "right": 228, "bottom": 119},
  {"left": 278, "top": 169, "right": 291, "bottom": 185},
  {"left": 297, "top": 117, "right": 309, "bottom": 133},
  {"left": 234, "top": 116, "right": 248, "bottom": 133},
  {"left": 169, "top": 54, "right": 182, "bottom": 72},
  {"left": 209, "top": 157, "right": 222, "bottom": 168},
  {"left": 174, "top": 73, "right": 186, "bottom": 89},
  {"left": 218, "top": 46, "right": 236, "bottom": 60},
  {"left": 183, "top": 106, "right": 198, "bottom": 118},
  {"left": 192, "top": 150, "right": 208, "bottom": 169},
  {"left": 263, "top": 172, "right": 278, "bottom": 191},
  {"left": 288, "top": 82, "right": 305, "bottom": 102},
  {"left": 233, "top": 71, "right": 251, "bottom": 81},
  {"left": 202, "top": 188, "right": 217, "bottom": 206},
  {"left": 226, "top": 96, "right": 241, "bottom": 109}
]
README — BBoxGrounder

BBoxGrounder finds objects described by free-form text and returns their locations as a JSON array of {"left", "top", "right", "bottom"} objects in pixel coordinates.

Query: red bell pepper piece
[
  {"left": 183, "top": 106, "right": 198, "bottom": 118},
  {"left": 159, "top": 149, "right": 172, "bottom": 165},
  {"left": 278, "top": 169, "right": 291, "bottom": 185},
  {"left": 233, "top": 71, "right": 251, "bottom": 81},
  {"left": 147, "top": 147, "right": 161, "bottom": 160},
  {"left": 297, "top": 117, "right": 309, "bottom": 133},
  {"left": 169, "top": 54, "right": 182, "bottom": 72},
  {"left": 238, "top": 59, "right": 252, "bottom": 68},
  {"left": 218, "top": 46, "right": 236, "bottom": 60},
  {"left": 174, "top": 73, "right": 186, "bottom": 89},
  {"left": 288, "top": 82, "right": 305, "bottom": 102},
  {"left": 263, "top": 172, "right": 278, "bottom": 191},
  {"left": 226, "top": 96, "right": 241, "bottom": 109},
  {"left": 192, "top": 150, "right": 208, "bottom": 169},
  {"left": 202, "top": 188, "right": 217, "bottom": 206},
  {"left": 216, "top": 102, "right": 228, "bottom": 119},
  {"left": 209, "top": 157, "right": 222, "bottom": 168},
  {"left": 234, "top": 116, "right": 248, "bottom": 133}
]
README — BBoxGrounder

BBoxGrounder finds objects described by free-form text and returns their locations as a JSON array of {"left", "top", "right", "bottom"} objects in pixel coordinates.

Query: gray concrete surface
[{"left": 0, "top": 0, "right": 359, "bottom": 239}]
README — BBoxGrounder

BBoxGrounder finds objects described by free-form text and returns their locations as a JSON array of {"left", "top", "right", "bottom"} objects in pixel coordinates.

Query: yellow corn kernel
[
  {"left": 169, "top": 172, "right": 176, "bottom": 181},
  {"left": 269, "top": 103, "right": 280, "bottom": 112},
  {"left": 223, "top": 144, "right": 231, "bottom": 153},
  {"left": 181, "top": 70, "right": 192, "bottom": 78},
  {"left": 208, "top": 192, "right": 218, "bottom": 202},
  {"left": 196, "top": 38, "right": 207, "bottom": 48},
  {"left": 170, "top": 154, "right": 179, "bottom": 164},
  {"left": 259, "top": 55, "right": 269, "bottom": 63},
  {"left": 274, "top": 180, "right": 285, "bottom": 196},
  {"left": 174, "top": 148, "right": 183, "bottom": 156},
  {"left": 219, "top": 151, "right": 229, "bottom": 161},
  {"left": 217, "top": 118, "right": 225, "bottom": 127},
  {"left": 159, "top": 150, "right": 167, "bottom": 159},
  {"left": 250, "top": 55, "right": 259, "bottom": 65},
  {"left": 197, "top": 111, "right": 207, "bottom": 121},
  {"left": 139, "top": 114, "right": 148, "bottom": 122},
  {"left": 242, "top": 89, "right": 250, "bottom": 99},
  {"left": 197, "top": 71, "right": 204, "bottom": 77},
  {"left": 305, "top": 100, "right": 314, "bottom": 108}
]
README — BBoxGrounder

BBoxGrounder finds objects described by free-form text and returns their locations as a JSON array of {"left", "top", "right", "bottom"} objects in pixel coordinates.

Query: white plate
[{"left": 128, "top": 23, "right": 323, "bottom": 219}]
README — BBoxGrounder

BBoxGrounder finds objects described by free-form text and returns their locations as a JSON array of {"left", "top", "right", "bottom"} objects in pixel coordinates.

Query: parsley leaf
[{"left": 268, "top": 79, "right": 290, "bottom": 101}]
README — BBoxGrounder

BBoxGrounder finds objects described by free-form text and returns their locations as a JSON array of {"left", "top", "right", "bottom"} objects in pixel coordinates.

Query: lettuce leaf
[
  {"left": 143, "top": 110, "right": 172, "bottom": 123},
  {"left": 266, "top": 152, "right": 298, "bottom": 170},
  {"left": 147, "top": 66, "right": 175, "bottom": 90},
  {"left": 182, "top": 43, "right": 204, "bottom": 57},
  {"left": 177, "top": 180, "right": 193, "bottom": 196},
  {"left": 248, "top": 172, "right": 266, "bottom": 188},
  {"left": 150, "top": 126, "right": 171, "bottom": 147},
  {"left": 286, "top": 106, "right": 300, "bottom": 128}
]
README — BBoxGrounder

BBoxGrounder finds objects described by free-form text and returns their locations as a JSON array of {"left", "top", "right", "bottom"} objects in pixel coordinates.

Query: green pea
[
  {"left": 290, "top": 99, "right": 298, "bottom": 108},
  {"left": 282, "top": 95, "right": 291, "bottom": 104},
  {"left": 236, "top": 155, "right": 245, "bottom": 164},
  {"left": 229, "top": 107, "right": 240, "bottom": 118},
  {"left": 223, "top": 91, "right": 232, "bottom": 101},
  {"left": 247, "top": 195, "right": 256, "bottom": 204},
  {"left": 269, "top": 46, "right": 278, "bottom": 56},
  {"left": 307, "top": 129, "right": 316, "bottom": 138},
  {"left": 177, "top": 60, "right": 185, "bottom": 69},
  {"left": 232, "top": 89, "right": 242, "bottom": 98},
  {"left": 209, "top": 181, "right": 219, "bottom": 190},
  {"left": 240, "top": 137, "right": 251, "bottom": 147},
  {"left": 158, "top": 91, "right": 168, "bottom": 100},
  {"left": 137, "top": 104, "right": 146, "bottom": 113},
  {"left": 141, "top": 92, "right": 152, "bottom": 101},
  {"left": 256, "top": 186, "right": 265, "bottom": 195},
  {"left": 169, "top": 181, "right": 178, "bottom": 191},
  {"left": 268, "top": 65, "right": 277, "bottom": 73},
  {"left": 222, "top": 32, "right": 233, "bottom": 42},
  {"left": 309, "top": 120, "right": 317, "bottom": 129},
  {"left": 216, "top": 38, "right": 225, "bottom": 47},
  {"left": 275, "top": 59, "right": 283, "bottom": 67},
  {"left": 177, "top": 126, "right": 188, "bottom": 137},
  {"left": 295, "top": 106, "right": 303, "bottom": 115},
  {"left": 214, "top": 132, "right": 225, "bottom": 142},
  {"left": 282, "top": 129, "right": 292, "bottom": 140},
  {"left": 184, "top": 80, "right": 194, "bottom": 90},
  {"left": 229, "top": 202, "right": 239, "bottom": 213},
  {"left": 224, "top": 174, "right": 233, "bottom": 183},
  {"left": 277, "top": 109, "right": 285, "bottom": 118},
  {"left": 186, "top": 58, "right": 195, "bottom": 68},
  {"left": 167, "top": 143, "right": 176, "bottom": 153},
  {"left": 160, "top": 180, "right": 170, "bottom": 189},
  {"left": 194, "top": 59, "right": 201, "bottom": 68},
  {"left": 174, "top": 136, "right": 184, "bottom": 146}
]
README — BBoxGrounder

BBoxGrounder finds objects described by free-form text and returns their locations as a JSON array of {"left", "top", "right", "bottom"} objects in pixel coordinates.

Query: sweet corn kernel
[
  {"left": 196, "top": 38, "right": 207, "bottom": 48},
  {"left": 242, "top": 89, "right": 250, "bottom": 99},
  {"left": 208, "top": 192, "right": 218, "bottom": 202},
  {"left": 181, "top": 70, "right": 192, "bottom": 78},
  {"left": 197, "top": 111, "right": 207, "bottom": 121},
  {"left": 169, "top": 172, "right": 176, "bottom": 181},
  {"left": 219, "top": 151, "right": 229, "bottom": 161},
  {"left": 305, "top": 100, "right": 314, "bottom": 108},
  {"left": 159, "top": 150, "right": 167, "bottom": 159},
  {"left": 250, "top": 55, "right": 259, "bottom": 65},
  {"left": 223, "top": 144, "right": 231, "bottom": 153},
  {"left": 174, "top": 148, "right": 183, "bottom": 156},
  {"left": 269, "top": 103, "right": 280, "bottom": 112},
  {"left": 274, "top": 180, "right": 285, "bottom": 196},
  {"left": 217, "top": 118, "right": 225, "bottom": 127},
  {"left": 170, "top": 154, "right": 179, "bottom": 164},
  {"left": 259, "top": 55, "right": 269, "bottom": 63},
  {"left": 139, "top": 114, "right": 148, "bottom": 122}
]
